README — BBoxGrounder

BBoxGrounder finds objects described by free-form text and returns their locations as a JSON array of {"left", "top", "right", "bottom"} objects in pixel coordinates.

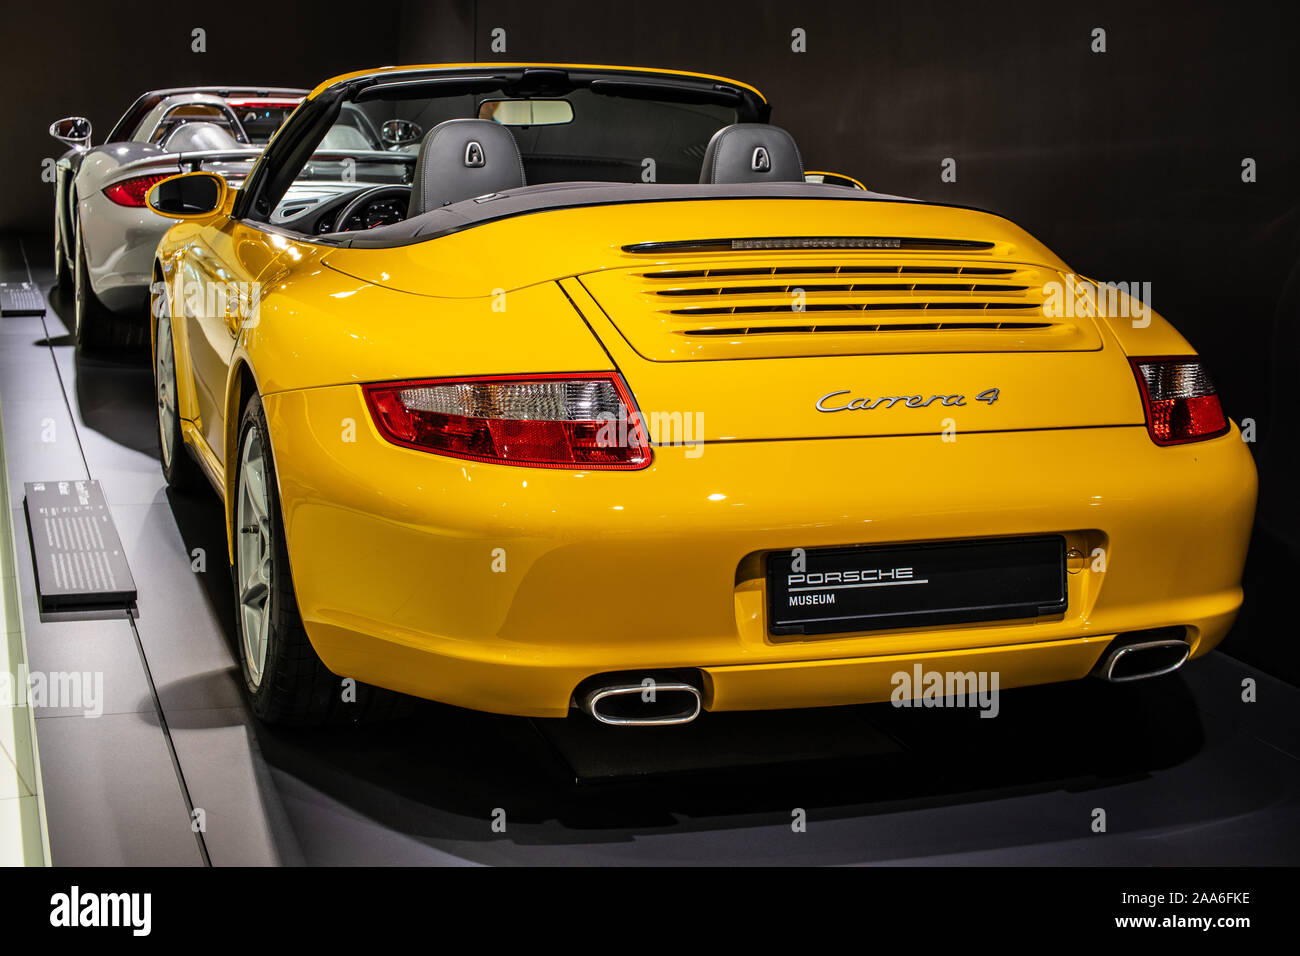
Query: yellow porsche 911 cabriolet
[{"left": 145, "top": 63, "right": 1257, "bottom": 726}]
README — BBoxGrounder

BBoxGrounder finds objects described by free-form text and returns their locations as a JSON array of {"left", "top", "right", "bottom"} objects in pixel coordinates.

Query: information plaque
[
  {"left": 0, "top": 282, "right": 46, "bottom": 317},
  {"left": 23, "top": 479, "right": 136, "bottom": 611}
]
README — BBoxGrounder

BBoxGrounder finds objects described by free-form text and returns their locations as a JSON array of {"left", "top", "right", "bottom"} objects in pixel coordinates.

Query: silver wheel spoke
[
  {"left": 256, "top": 593, "right": 272, "bottom": 669},
  {"left": 240, "top": 563, "right": 268, "bottom": 609},
  {"left": 245, "top": 470, "right": 268, "bottom": 524}
]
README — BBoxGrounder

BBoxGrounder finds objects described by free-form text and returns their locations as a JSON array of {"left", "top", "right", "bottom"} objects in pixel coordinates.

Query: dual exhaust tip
[
  {"left": 576, "top": 628, "right": 1191, "bottom": 725},
  {"left": 1092, "top": 627, "right": 1191, "bottom": 683},
  {"left": 579, "top": 678, "right": 702, "bottom": 727}
]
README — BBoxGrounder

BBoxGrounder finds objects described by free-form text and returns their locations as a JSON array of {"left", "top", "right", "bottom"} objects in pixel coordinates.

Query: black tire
[
  {"left": 73, "top": 219, "right": 148, "bottom": 351},
  {"left": 152, "top": 291, "right": 203, "bottom": 491},
  {"left": 232, "top": 392, "right": 407, "bottom": 726},
  {"left": 73, "top": 221, "right": 113, "bottom": 350}
]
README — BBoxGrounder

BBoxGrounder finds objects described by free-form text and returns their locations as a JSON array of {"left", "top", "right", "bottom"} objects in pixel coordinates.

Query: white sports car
[{"left": 50, "top": 86, "right": 306, "bottom": 348}]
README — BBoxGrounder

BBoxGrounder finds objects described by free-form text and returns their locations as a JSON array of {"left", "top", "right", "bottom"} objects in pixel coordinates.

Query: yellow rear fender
[
  {"left": 1072, "top": 275, "right": 1196, "bottom": 356},
  {"left": 238, "top": 260, "right": 615, "bottom": 395}
]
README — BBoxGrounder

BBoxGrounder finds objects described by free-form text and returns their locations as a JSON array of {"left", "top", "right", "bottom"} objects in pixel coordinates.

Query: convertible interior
[{"left": 264, "top": 73, "right": 859, "bottom": 239}]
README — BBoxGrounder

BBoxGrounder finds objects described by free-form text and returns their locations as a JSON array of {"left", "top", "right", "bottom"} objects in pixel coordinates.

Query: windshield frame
[{"left": 232, "top": 65, "right": 769, "bottom": 225}]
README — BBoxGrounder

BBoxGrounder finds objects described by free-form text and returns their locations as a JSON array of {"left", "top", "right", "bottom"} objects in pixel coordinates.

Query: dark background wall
[
  {"left": 0, "top": 2, "right": 402, "bottom": 231},
  {"left": 3, "top": 0, "right": 1297, "bottom": 674}
]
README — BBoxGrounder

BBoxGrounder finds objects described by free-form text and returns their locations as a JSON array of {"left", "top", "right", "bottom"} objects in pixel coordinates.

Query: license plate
[{"left": 766, "top": 535, "right": 1067, "bottom": 636}]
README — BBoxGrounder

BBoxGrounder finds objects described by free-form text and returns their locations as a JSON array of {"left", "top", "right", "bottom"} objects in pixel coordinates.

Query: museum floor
[{"left": 2, "top": 235, "right": 1297, "bottom": 866}]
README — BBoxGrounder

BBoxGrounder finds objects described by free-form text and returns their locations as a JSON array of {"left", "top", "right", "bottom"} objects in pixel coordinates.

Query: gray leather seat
[
  {"left": 698, "top": 123, "right": 804, "bottom": 184},
  {"left": 407, "top": 119, "right": 526, "bottom": 217}
]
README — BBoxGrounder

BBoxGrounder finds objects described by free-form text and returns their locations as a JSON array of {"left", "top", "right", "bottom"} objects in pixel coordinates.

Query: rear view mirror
[
  {"left": 380, "top": 119, "right": 424, "bottom": 147},
  {"left": 146, "top": 171, "right": 228, "bottom": 220},
  {"left": 49, "top": 116, "right": 92, "bottom": 149},
  {"left": 477, "top": 99, "right": 574, "bottom": 127}
]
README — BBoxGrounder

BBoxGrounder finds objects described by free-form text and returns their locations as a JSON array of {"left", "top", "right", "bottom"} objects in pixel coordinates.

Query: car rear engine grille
[
  {"left": 622, "top": 237, "right": 996, "bottom": 254},
  {"left": 637, "top": 263, "right": 1051, "bottom": 329},
  {"left": 643, "top": 265, "right": 1018, "bottom": 279},
  {"left": 578, "top": 256, "right": 1102, "bottom": 359},
  {"left": 683, "top": 320, "right": 1052, "bottom": 335}
]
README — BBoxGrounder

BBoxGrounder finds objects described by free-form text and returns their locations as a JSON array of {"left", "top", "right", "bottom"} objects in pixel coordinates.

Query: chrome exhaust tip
[
  {"left": 580, "top": 681, "right": 702, "bottom": 726},
  {"left": 1094, "top": 631, "right": 1191, "bottom": 683}
]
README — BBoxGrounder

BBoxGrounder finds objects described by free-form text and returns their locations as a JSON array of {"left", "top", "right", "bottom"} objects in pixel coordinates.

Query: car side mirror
[
  {"left": 804, "top": 170, "right": 867, "bottom": 190},
  {"left": 49, "top": 116, "right": 92, "bottom": 150},
  {"left": 146, "top": 171, "right": 228, "bottom": 220}
]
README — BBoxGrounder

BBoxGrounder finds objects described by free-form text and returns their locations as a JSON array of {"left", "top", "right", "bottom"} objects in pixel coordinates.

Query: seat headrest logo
[
  {"left": 751, "top": 146, "right": 771, "bottom": 172},
  {"left": 464, "top": 141, "right": 486, "bottom": 168}
]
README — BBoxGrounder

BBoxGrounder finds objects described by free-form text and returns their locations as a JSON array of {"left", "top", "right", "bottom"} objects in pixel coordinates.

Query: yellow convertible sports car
[{"left": 146, "top": 63, "right": 1257, "bottom": 726}]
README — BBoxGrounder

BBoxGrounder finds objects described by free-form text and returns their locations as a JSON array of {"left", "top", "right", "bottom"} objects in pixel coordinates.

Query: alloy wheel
[
  {"left": 236, "top": 425, "right": 273, "bottom": 688},
  {"left": 154, "top": 309, "right": 177, "bottom": 469}
]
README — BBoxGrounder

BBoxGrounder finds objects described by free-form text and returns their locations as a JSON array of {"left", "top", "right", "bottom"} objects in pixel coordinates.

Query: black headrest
[
  {"left": 698, "top": 123, "right": 804, "bottom": 185},
  {"left": 407, "top": 119, "right": 526, "bottom": 217}
]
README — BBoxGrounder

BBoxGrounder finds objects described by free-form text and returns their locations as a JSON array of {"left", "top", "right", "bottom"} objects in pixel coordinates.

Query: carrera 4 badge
[{"left": 816, "top": 388, "right": 1001, "bottom": 412}]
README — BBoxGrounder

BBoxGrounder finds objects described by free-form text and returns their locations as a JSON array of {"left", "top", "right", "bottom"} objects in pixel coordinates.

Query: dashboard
[
  {"left": 271, "top": 183, "right": 412, "bottom": 235},
  {"left": 336, "top": 195, "right": 407, "bottom": 231}
]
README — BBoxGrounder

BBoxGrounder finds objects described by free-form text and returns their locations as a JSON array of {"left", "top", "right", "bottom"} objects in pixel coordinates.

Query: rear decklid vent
[{"left": 581, "top": 258, "right": 1101, "bottom": 361}]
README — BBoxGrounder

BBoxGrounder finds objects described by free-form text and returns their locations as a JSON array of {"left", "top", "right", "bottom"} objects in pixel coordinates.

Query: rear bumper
[{"left": 263, "top": 384, "right": 1257, "bottom": 718}]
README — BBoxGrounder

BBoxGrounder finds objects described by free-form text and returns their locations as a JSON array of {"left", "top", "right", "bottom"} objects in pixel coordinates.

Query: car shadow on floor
[
  {"left": 42, "top": 283, "right": 156, "bottom": 456},
  {"left": 71, "top": 348, "right": 156, "bottom": 456},
  {"left": 248, "top": 678, "right": 1209, "bottom": 838}
]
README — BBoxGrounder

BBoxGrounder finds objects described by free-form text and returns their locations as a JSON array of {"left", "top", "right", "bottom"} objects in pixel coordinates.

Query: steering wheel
[{"left": 331, "top": 184, "right": 413, "bottom": 232}]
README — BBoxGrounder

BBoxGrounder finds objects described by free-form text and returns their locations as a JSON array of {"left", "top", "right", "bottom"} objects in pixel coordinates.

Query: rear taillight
[
  {"left": 1131, "top": 358, "right": 1229, "bottom": 445},
  {"left": 104, "top": 174, "right": 175, "bottom": 208},
  {"left": 363, "top": 373, "right": 652, "bottom": 469}
]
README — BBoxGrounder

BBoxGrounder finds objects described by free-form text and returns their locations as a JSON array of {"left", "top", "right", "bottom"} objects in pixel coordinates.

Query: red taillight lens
[
  {"left": 103, "top": 174, "right": 175, "bottom": 208},
  {"left": 1131, "top": 358, "right": 1229, "bottom": 445},
  {"left": 363, "top": 374, "right": 652, "bottom": 469}
]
